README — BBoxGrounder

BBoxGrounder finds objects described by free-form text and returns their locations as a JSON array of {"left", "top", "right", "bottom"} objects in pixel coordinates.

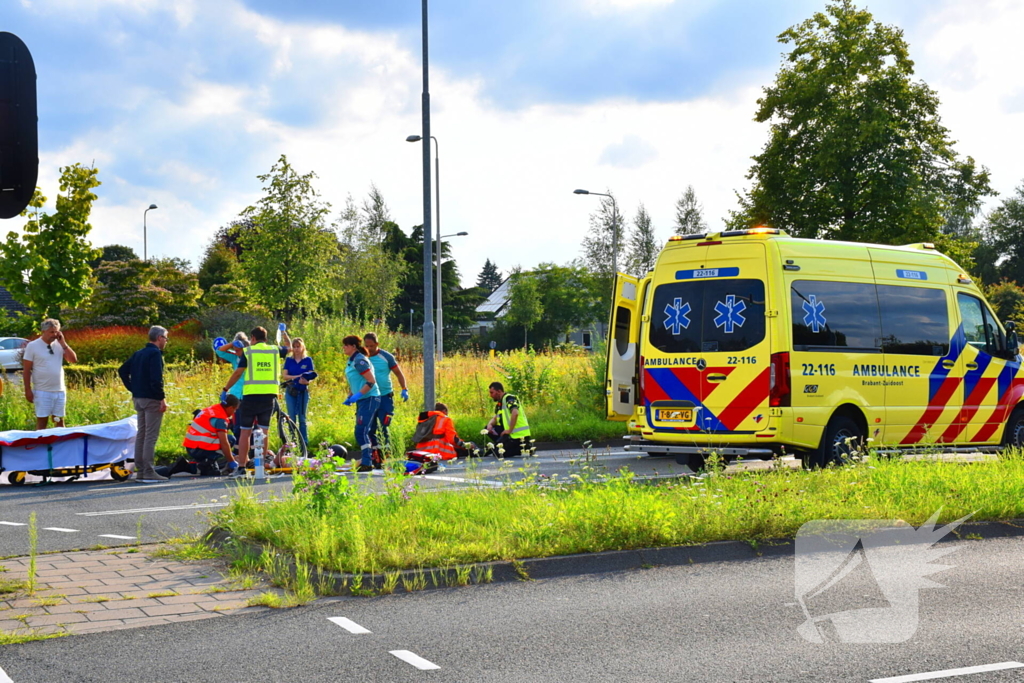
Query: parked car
[{"left": 0, "top": 337, "right": 28, "bottom": 371}]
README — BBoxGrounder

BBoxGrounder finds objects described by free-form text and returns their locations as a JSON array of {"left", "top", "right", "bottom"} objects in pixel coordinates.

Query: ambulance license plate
[{"left": 657, "top": 409, "right": 692, "bottom": 422}]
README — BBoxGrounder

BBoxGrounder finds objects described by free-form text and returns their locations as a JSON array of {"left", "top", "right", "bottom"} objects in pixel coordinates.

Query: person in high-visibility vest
[
  {"left": 221, "top": 325, "right": 290, "bottom": 473},
  {"left": 158, "top": 395, "right": 240, "bottom": 477},
  {"left": 411, "top": 402, "right": 472, "bottom": 460},
  {"left": 484, "top": 381, "right": 535, "bottom": 457}
]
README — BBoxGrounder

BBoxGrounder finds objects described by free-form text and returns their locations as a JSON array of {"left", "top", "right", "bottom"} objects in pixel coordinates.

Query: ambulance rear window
[{"left": 650, "top": 279, "right": 766, "bottom": 354}]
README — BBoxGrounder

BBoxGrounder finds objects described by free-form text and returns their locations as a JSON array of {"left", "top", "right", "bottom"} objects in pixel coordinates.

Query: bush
[{"left": 62, "top": 324, "right": 202, "bottom": 365}]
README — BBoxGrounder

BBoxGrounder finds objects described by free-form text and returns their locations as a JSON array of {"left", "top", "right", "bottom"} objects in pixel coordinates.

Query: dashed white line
[
  {"left": 98, "top": 534, "right": 136, "bottom": 540},
  {"left": 870, "top": 661, "right": 1024, "bottom": 682},
  {"left": 0, "top": 662, "right": 13, "bottom": 683},
  {"left": 327, "top": 617, "right": 371, "bottom": 634},
  {"left": 77, "top": 503, "right": 228, "bottom": 516},
  {"left": 0, "top": 522, "right": 26, "bottom": 526},
  {"left": 42, "top": 527, "right": 79, "bottom": 533},
  {"left": 421, "top": 474, "right": 505, "bottom": 488},
  {"left": 389, "top": 650, "right": 439, "bottom": 670}
]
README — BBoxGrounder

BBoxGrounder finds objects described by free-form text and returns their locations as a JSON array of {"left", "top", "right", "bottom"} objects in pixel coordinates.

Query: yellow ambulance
[{"left": 608, "top": 228, "right": 1023, "bottom": 469}]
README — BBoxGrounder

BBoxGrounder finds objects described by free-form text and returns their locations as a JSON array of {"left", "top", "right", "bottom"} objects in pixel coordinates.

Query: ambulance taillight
[{"left": 769, "top": 352, "right": 791, "bottom": 407}]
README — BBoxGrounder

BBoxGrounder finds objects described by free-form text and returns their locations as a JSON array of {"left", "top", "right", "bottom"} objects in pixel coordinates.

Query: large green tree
[
  {"left": 732, "top": 0, "right": 992, "bottom": 244},
  {"left": 238, "top": 155, "right": 337, "bottom": 319},
  {"left": 674, "top": 185, "right": 707, "bottom": 235},
  {"left": 506, "top": 269, "right": 542, "bottom": 348},
  {"left": 626, "top": 203, "right": 659, "bottom": 277},
  {"left": 476, "top": 259, "right": 503, "bottom": 293},
  {"left": 0, "top": 164, "right": 102, "bottom": 320},
  {"left": 975, "top": 182, "right": 1024, "bottom": 286},
  {"left": 497, "top": 262, "right": 603, "bottom": 350}
]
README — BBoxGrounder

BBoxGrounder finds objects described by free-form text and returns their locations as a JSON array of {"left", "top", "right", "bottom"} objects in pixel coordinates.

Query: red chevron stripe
[
  {"left": 901, "top": 376, "right": 961, "bottom": 445},
  {"left": 940, "top": 377, "right": 997, "bottom": 443},
  {"left": 971, "top": 378, "right": 1024, "bottom": 443},
  {"left": 642, "top": 370, "right": 671, "bottom": 404},
  {"left": 716, "top": 366, "right": 771, "bottom": 431}
]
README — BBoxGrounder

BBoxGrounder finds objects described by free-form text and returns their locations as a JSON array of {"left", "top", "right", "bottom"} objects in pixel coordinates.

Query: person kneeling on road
[
  {"left": 405, "top": 402, "right": 475, "bottom": 474},
  {"left": 158, "top": 395, "right": 240, "bottom": 477}
]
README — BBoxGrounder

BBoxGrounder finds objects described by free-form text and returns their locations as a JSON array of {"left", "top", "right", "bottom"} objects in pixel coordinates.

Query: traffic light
[{"left": 0, "top": 32, "right": 37, "bottom": 220}]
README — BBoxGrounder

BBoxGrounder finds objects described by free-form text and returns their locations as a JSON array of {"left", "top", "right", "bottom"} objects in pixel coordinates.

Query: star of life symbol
[
  {"left": 802, "top": 294, "right": 827, "bottom": 333},
  {"left": 713, "top": 295, "right": 746, "bottom": 334},
  {"left": 794, "top": 510, "right": 970, "bottom": 643},
  {"left": 663, "top": 297, "right": 691, "bottom": 335}
]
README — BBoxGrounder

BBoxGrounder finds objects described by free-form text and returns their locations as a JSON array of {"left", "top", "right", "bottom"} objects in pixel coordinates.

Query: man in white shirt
[{"left": 22, "top": 318, "right": 78, "bottom": 430}]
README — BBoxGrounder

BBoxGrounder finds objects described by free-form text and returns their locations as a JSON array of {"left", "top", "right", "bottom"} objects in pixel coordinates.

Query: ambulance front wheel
[
  {"left": 810, "top": 414, "right": 864, "bottom": 469},
  {"left": 1002, "top": 407, "right": 1024, "bottom": 451}
]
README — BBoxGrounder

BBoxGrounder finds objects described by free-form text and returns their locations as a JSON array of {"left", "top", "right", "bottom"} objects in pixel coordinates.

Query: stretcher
[{"left": 0, "top": 417, "right": 137, "bottom": 485}]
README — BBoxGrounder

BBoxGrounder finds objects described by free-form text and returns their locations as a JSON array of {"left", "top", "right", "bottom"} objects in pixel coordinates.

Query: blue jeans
[
  {"left": 355, "top": 396, "right": 381, "bottom": 466},
  {"left": 368, "top": 392, "right": 394, "bottom": 453},
  {"left": 284, "top": 390, "right": 310, "bottom": 446}
]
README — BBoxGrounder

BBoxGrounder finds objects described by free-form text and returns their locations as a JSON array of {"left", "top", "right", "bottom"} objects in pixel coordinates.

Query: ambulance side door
[
  {"left": 954, "top": 291, "right": 1015, "bottom": 445},
  {"left": 606, "top": 273, "right": 641, "bottom": 420}
]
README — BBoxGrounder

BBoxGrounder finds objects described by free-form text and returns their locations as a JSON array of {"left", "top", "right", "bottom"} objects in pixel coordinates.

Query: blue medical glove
[
  {"left": 233, "top": 339, "right": 245, "bottom": 349},
  {"left": 401, "top": 388, "right": 409, "bottom": 402},
  {"left": 213, "top": 337, "right": 227, "bottom": 349},
  {"left": 278, "top": 323, "right": 287, "bottom": 332},
  {"left": 342, "top": 393, "right": 358, "bottom": 406},
  {"left": 220, "top": 390, "right": 228, "bottom": 404}
]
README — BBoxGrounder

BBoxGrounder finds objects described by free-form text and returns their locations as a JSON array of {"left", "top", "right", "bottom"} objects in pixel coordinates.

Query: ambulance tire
[
  {"left": 812, "top": 415, "right": 863, "bottom": 469},
  {"left": 1003, "top": 407, "right": 1024, "bottom": 450}
]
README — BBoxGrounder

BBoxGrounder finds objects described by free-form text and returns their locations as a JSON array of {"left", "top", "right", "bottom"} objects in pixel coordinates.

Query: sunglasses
[{"left": 47, "top": 343, "right": 54, "bottom": 355}]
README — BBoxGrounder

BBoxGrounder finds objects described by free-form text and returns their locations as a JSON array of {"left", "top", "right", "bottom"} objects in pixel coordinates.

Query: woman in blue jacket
[
  {"left": 342, "top": 335, "right": 380, "bottom": 472},
  {"left": 282, "top": 337, "right": 315, "bottom": 446}
]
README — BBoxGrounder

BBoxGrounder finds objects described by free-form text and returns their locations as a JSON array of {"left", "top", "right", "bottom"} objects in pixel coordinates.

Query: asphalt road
[
  {"left": 0, "top": 448, "right": 703, "bottom": 557},
  {"left": 2, "top": 533, "right": 1023, "bottom": 682}
]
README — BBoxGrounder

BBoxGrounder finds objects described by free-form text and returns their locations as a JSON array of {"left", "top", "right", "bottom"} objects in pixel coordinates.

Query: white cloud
[{"left": 599, "top": 134, "right": 659, "bottom": 169}]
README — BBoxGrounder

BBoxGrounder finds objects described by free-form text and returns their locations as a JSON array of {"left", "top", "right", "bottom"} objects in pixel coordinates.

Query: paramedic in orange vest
[
  {"left": 160, "top": 395, "right": 240, "bottom": 477},
  {"left": 413, "top": 402, "right": 471, "bottom": 460}
]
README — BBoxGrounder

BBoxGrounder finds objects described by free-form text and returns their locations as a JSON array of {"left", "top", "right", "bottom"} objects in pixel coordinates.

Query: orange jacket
[
  {"left": 414, "top": 411, "right": 459, "bottom": 460},
  {"left": 183, "top": 403, "right": 230, "bottom": 452}
]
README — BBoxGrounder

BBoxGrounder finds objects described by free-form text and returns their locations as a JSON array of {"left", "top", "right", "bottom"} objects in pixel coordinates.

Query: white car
[{"left": 0, "top": 337, "right": 28, "bottom": 371}]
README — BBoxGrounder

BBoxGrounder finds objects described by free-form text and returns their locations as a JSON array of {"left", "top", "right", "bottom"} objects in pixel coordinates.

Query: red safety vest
[
  {"left": 183, "top": 404, "right": 230, "bottom": 451},
  {"left": 414, "top": 411, "right": 458, "bottom": 460}
]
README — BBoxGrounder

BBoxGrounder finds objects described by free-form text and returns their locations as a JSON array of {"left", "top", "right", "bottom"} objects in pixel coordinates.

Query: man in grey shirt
[{"left": 22, "top": 318, "right": 78, "bottom": 430}]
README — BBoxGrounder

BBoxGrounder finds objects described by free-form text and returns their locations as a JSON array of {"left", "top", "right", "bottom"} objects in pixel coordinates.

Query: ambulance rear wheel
[
  {"left": 1002, "top": 407, "right": 1024, "bottom": 451},
  {"left": 813, "top": 415, "right": 863, "bottom": 469}
]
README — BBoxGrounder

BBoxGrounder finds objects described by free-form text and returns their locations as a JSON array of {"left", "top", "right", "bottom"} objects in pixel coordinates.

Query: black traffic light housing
[{"left": 0, "top": 32, "right": 37, "bottom": 220}]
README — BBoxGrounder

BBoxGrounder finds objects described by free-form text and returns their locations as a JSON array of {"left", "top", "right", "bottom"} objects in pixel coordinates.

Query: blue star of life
[
  {"left": 802, "top": 295, "right": 827, "bottom": 333},
  {"left": 713, "top": 295, "right": 746, "bottom": 334},
  {"left": 663, "top": 297, "right": 691, "bottom": 335}
]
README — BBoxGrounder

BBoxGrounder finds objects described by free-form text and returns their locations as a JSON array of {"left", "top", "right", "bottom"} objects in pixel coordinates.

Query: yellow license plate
[{"left": 657, "top": 409, "right": 692, "bottom": 422}]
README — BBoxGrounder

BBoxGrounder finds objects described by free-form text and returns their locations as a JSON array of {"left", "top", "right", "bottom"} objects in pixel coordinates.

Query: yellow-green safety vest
[
  {"left": 242, "top": 342, "right": 281, "bottom": 396},
  {"left": 498, "top": 393, "right": 531, "bottom": 438}
]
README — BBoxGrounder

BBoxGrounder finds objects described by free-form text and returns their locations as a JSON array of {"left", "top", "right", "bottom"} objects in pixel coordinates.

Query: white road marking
[
  {"left": 422, "top": 474, "right": 505, "bottom": 488},
  {"left": 389, "top": 650, "right": 439, "bottom": 670},
  {"left": 870, "top": 661, "right": 1024, "bottom": 682},
  {"left": 42, "top": 527, "right": 78, "bottom": 533},
  {"left": 0, "top": 663, "right": 13, "bottom": 683},
  {"left": 77, "top": 503, "right": 228, "bottom": 516},
  {"left": 0, "top": 522, "right": 26, "bottom": 526},
  {"left": 327, "top": 617, "right": 371, "bottom": 634},
  {"left": 98, "top": 534, "right": 136, "bottom": 540}
]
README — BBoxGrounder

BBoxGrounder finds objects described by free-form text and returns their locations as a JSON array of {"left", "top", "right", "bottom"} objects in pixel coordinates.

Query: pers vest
[{"left": 243, "top": 343, "right": 281, "bottom": 396}]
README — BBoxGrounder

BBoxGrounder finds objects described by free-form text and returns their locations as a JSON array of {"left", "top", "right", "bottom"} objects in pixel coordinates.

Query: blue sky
[{"left": 3, "top": 0, "right": 1022, "bottom": 284}]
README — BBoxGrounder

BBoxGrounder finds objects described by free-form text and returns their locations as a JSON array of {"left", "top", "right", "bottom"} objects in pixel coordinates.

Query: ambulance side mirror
[{"left": 1005, "top": 321, "right": 1019, "bottom": 359}]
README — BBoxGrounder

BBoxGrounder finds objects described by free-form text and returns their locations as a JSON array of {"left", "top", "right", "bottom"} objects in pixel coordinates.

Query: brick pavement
[{"left": 0, "top": 545, "right": 283, "bottom": 638}]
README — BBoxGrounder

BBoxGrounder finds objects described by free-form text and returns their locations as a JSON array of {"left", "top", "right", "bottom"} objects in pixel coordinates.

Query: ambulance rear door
[{"left": 606, "top": 272, "right": 641, "bottom": 420}]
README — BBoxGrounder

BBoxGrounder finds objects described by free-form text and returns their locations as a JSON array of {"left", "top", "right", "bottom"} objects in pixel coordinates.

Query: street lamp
[
  {"left": 143, "top": 204, "right": 158, "bottom": 261},
  {"left": 436, "top": 231, "right": 468, "bottom": 360},
  {"left": 415, "top": 0, "right": 436, "bottom": 410},
  {"left": 407, "top": 133, "right": 446, "bottom": 360},
  {"left": 574, "top": 189, "right": 619, "bottom": 276}
]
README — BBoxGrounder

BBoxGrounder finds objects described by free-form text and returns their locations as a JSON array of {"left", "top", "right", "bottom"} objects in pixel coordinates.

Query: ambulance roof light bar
[
  {"left": 720, "top": 226, "right": 782, "bottom": 238},
  {"left": 668, "top": 233, "right": 707, "bottom": 242}
]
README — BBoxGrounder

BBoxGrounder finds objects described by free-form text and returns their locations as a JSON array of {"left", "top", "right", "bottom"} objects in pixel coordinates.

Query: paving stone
[
  {"left": 142, "top": 604, "right": 206, "bottom": 617},
  {"left": 156, "top": 594, "right": 217, "bottom": 606},
  {"left": 70, "top": 619, "right": 125, "bottom": 633},
  {"left": 117, "top": 616, "right": 171, "bottom": 629},
  {"left": 87, "top": 608, "right": 148, "bottom": 621},
  {"left": 95, "top": 597, "right": 164, "bottom": 610},
  {"left": 26, "top": 612, "right": 89, "bottom": 627},
  {"left": 0, "top": 619, "right": 27, "bottom": 631},
  {"left": 44, "top": 602, "right": 107, "bottom": 615}
]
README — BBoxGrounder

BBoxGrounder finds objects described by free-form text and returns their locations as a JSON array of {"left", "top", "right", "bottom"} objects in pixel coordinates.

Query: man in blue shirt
[{"left": 363, "top": 332, "right": 409, "bottom": 457}]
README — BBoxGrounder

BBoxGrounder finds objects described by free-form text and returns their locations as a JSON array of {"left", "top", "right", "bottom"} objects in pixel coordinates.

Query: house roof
[
  {"left": 0, "top": 286, "right": 28, "bottom": 315},
  {"left": 475, "top": 277, "right": 511, "bottom": 316}
]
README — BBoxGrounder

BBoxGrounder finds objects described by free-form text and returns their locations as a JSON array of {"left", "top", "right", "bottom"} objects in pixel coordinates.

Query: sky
[{"left": 3, "top": 0, "right": 1024, "bottom": 287}]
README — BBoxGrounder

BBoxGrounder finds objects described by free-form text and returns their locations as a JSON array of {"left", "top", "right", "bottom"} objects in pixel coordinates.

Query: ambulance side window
[
  {"left": 877, "top": 285, "right": 950, "bottom": 356},
  {"left": 614, "top": 306, "right": 632, "bottom": 357},
  {"left": 790, "top": 281, "right": 881, "bottom": 351},
  {"left": 957, "top": 293, "right": 998, "bottom": 355}
]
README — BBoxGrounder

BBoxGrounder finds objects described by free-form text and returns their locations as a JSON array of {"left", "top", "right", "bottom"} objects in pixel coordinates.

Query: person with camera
[{"left": 282, "top": 337, "right": 316, "bottom": 446}]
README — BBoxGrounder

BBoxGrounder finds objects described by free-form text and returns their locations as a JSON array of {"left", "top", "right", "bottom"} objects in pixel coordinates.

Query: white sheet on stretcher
[{"left": 0, "top": 416, "right": 137, "bottom": 472}]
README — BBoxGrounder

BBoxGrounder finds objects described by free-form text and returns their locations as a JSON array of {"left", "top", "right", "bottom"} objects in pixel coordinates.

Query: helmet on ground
[{"left": 329, "top": 444, "right": 348, "bottom": 459}]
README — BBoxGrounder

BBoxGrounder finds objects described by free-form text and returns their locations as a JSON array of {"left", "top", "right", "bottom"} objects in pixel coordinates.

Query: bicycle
[{"left": 235, "top": 385, "right": 308, "bottom": 474}]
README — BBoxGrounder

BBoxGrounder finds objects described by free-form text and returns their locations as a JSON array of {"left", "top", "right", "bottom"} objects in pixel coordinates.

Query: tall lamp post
[
  {"left": 573, "top": 189, "right": 619, "bottom": 276},
  {"left": 417, "top": 0, "right": 435, "bottom": 410},
  {"left": 436, "top": 230, "right": 468, "bottom": 360},
  {"left": 406, "top": 133, "right": 442, "bottom": 360},
  {"left": 143, "top": 204, "right": 158, "bottom": 261}
]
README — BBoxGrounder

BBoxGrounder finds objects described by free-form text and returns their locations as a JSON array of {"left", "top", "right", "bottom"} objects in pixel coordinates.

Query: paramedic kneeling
[
  {"left": 159, "top": 395, "right": 240, "bottom": 477},
  {"left": 413, "top": 402, "right": 472, "bottom": 460},
  {"left": 484, "top": 382, "right": 535, "bottom": 457}
]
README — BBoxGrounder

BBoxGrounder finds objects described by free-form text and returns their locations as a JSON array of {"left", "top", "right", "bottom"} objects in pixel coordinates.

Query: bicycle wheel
[{"left": 277, "top": 409, "right": 308, "bottom": 459}]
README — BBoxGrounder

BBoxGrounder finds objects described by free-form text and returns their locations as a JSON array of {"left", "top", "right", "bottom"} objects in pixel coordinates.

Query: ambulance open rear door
[{"left": 607, "top": 273, "right": 641, "bottom": 420}]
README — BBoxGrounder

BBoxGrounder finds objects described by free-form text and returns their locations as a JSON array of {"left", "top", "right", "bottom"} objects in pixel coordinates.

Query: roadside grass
[
  {"left": 215, "top": 450, "right": 1024, "bottom": 576},
  {"left": 0, "top": 630, "right": 68, "bottom": 645},
  {"left": 150, "top": 535, "right": 221, "bottom": 562}
]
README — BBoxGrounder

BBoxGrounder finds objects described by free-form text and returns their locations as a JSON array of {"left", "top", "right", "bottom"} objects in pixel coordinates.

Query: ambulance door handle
[
  {"left": 942, "top": 360, "right": 955, "bottom": 370},
  {"left": 707, "top": 374, "right": 728, "bottom": 382},
  {"left": 966, "top": 362, "right": 979, "bottom": 370}
]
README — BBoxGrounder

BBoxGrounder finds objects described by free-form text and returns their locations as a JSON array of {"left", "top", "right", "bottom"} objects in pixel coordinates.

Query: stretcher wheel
[
  {"left": 7, "top": 471, "right": 26, "bottom": 486},
  {"left": 110, "top": 463, "right": 131, "bottom": 482}
]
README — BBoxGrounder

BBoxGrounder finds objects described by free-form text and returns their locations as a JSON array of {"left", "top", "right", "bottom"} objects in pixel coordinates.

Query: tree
[
  {"left": 674, "top": 186, "right": 707, "bottom": 235},
  {"left": 581, "top": 192, "right": 625, "bottom": 278},
  {"left": 498, "top": 262, "right": 603, "bottom": 350},
  {"left": 626, "top": 203, "right": 659, "bottom": 276},
  {"left": 89, "top": 244, "right": 138, "bottom": 269},
  {"left": 77, "top": 258, "right": 201, "bottom": 327},
  {"left": 476, "top": 259, "right": 502, "bottom": 293},
  {"left": 197, "top": 240, "right": 242, "bottom": 294},
  {"left": 238, "top": 155, "right": 337, "bottom": 319},
  {"left": 732, "top": 0, "right": 992, "bottom": 245},
  {"left": 0, "top": 164, "right": 102, "bottom": 319},
  {"left": 506, "top": 269, "right": 542, "bottom": 348},
  {"left": 977, "top": 182, "right": 1024, "bottom": 286},
  {"left": 984, "top": 280, "right": 1024, "bottom": 324}
]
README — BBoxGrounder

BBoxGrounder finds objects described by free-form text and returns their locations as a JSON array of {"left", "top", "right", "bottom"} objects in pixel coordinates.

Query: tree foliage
[
  {"left": 674, "top": 185, "right": 707, "bottom": 235},
  {"left": 89, "top": 244, "right": 138, "bottom": 269},
  {"left": 506, "top": 269, "right": 542, "bottom": 348},
  {"left": 76, "top": 259, "right": 201, "bottom": 327},
  {"left": 732, "top": 0, "right": 992, "bottom": 245},
  {"left": 476, "top": 258, "right": 503, "bottom": 293},
  {"left": 499, "top": 263, "right": 603, "bottom": 350},
  {"left": 238, "top": 155, "right": 337, "bottom": 319},
  {"left": 626, "top": 203, "right": 659, "bottom": 277},
  {"left": 0, "top": 164, "right": 102, "bottom": 319},
  {"left": 198, "top": 240, "right": 242, "bottom": 294},
  {"left": 975, "top": 182, "right": 1024, "bottom": 286},
  {"left": 984, "top": 280, "right": 1024, "bottom": 324}
]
